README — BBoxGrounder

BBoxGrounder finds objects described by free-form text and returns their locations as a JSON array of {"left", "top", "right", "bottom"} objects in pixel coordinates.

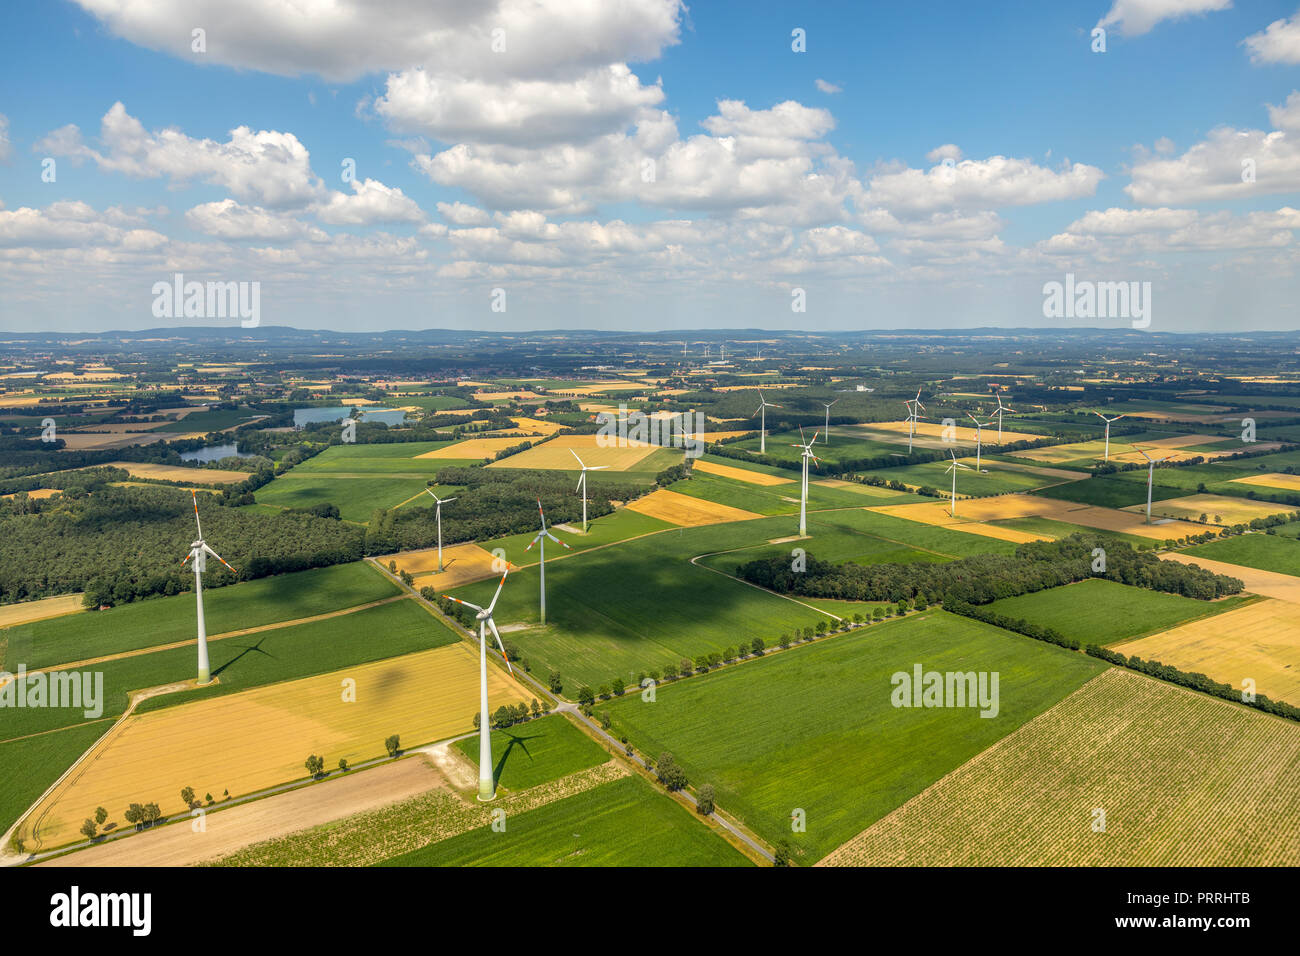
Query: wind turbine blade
[
  {"left": 485, "top": 568, "right": 510, "bottom": 614},
  {"left": 590, "top": 465, "right": 609, "bottom": 470},
  {"left": 569, "top": 448, "right": 587, "bottom": 469},
  {"left": 191, "top": 491, "right": 203, "bottom": 540},
  {"left": 547, "top": 531, "right": 572, "bottom": 550},
  {"left": 203, "top": 543, "right": 236, "bottom": 573},
  {"left": 487, "top": 618, "right": 513, "bottom": 675},
  {"left": 425, "top": 488, "right": 440, "bottom": 503},
  {"left": 181, "top": 552, "right": 193, "bottom": 565},
  {"left": 447, "top": 595, "right": 486, "bottom": 614},
  {"left": 576, "top": 471, "right": 585, "bottom": 493},
  {"left": 441, "top": 497, "right": 457, "bottom": 504},
  {"left": 524, "top": 534, "right": 539, "bottom": 552}
]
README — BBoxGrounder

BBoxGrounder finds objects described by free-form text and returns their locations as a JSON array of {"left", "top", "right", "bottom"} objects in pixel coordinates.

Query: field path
[
  {"left": 22, "top": 594, "right": 409, "bottom": 675},
  {"left": 35, "top": 756, "right": 447, "bottom": 867}
]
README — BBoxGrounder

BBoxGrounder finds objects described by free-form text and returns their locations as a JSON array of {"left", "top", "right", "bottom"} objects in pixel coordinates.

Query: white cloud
[
  {"left": 437, "top": 202, "right": 492, "bottom": 226},
  {"left": 1244, "top": 11, "right": 1300, "bottom": 64},
  {"left": 814, "top": 79, "right": 842, "bottom": 94},
  {"left": 37, "top": 103, "right": 323, "bottom": 207},
  {"left": 0, "top": 200, "right": 167, "bottom": 249},
  {"left": 185, "top": 199, "right": 326, "bottom": 240},
  {"left": 864, "top": 154, "right": 1103, "bottom": 214},
  {"left": 311, "top": 178, "right": 425, "bottom": 225},
  {"left": 0, "top": 114, "right": 10, "bottom": 163},
  {"left": 925, "top": 144, "right": 964, "bottom": 164},
  {"left": 1127, "top": 92, "right": 1300, "bottom": 203},
  {"left": 1097, "top": 0, "right": 1232, "bottom": 37}
]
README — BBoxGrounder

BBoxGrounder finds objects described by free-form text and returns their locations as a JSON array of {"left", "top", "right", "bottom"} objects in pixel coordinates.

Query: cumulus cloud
[
  {"left": 0, "top": 200, "right": 167, "bottom": 249},
  {"left": 1127, "top": 92, "right": 1300, "bottom": 203},
  {"left": 311, "top": 178, "right": 425, "bottom": 225},
  {"left": 863, "top": 154, "right": 1103, "bottom": 215},
  {"left": 185, "top": 199, "right": 326, "bottom": 240},
  {"left": 37, "top": 102, "right": 323, "bottom": 207},
  {"left": 1097, "top": 0, "right": 1232, "bottom": 37},
  {"left": 1244, "top": 10, "right": 1300, "bottom": 64}
]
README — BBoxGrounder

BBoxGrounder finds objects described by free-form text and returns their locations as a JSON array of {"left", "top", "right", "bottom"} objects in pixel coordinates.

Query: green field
[
  {"left": 1182, "top": 532, "right": 1300, "bottom": 577},
  {"left": 254, "top": 475, "right": 434, "bottom": 522},
  {"left": 289, "top": 442, "right": 461, "bottom": 475},
  {"left": 985, "top": 516, "right": 1153, "bottom": 547},
  {"left": 859, "top": 458, "right": 1066, "bottom": 496},
  {"left": 0, "top": 721, "right": 112, "bottom": 840},
  {"left": 604, "top": 610, "right": 1105, "bottom": 862},
  {"left": 1031, "top": 476, "right": 1184, "bottom": 509},
  {"left": 152, "top": 407, "right": 260, "bottom": 432},
  {"left": 672, "top": 471, "right": 915, "bottom": 515},
  {"left": 479, "top": 505, "right": 672, "bottom": 564},
  {"left": 983, "top": 578, "right": 1248, "bottom": 645},
  {"left": 455, "top": 714, "right": 611, "bottom": 791},
  {"left": 3, "top": 562, "right": 399, "bottom": 670},
  {"left": 454, "top": 516, "right": 833, "bottom": 689},
  {"left": 0, "top": 597, "right": 456, "bottom": 740},
  {"left": 379, "top": 774, "right": 750, "bottom": 867}
]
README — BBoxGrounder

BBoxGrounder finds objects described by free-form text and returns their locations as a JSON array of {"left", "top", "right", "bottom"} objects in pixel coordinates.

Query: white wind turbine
[
  {"left": 524, "top": 498, "right": 570, "bottom": 624},
  {"left": 424, "top": 488, "right": 458, "bottom": 572},
  {"left": 754, "top": 389, "right": 781, "bottom": 453},
  {"left": 446, "top": 569, "right": 514, "bottom": 802},
  {"left": 181, "top": 492, "right": 236, "bottom": 685},
  {"left": 569, "top": 448, "right": 609, "bottom": 533},
  {"left": 821, "top": 399, "right": 838, "bottom": 444},
  {"left": 945, "top": 450, "right": 971, "bottom": 517},
  {"left": 1092, "top": 410, "right": 1125, "bottom": 461},
  {"left": 792, "top": 427, "right": 821, "bottom": 537},
  {"left": 967, "top": 412, "right": 994, "bottom": 473},
  {"left": 1135, "top": 447, "right": 1169, "bottom": 524},
  {"left": 993, "top": 392, "right": 1013, "bottom": 442},
  {"left": 903, "top": 389, "right": 926, "bottom": 453}
]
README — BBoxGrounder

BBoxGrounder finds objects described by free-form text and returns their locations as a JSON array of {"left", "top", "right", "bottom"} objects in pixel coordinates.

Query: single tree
[{"left": 697, "top": 784, "right": 715, "bottom": 816}]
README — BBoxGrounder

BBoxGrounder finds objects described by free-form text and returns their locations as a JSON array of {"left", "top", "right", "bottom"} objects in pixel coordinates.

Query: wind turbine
[
  {"left": 945, "top": 450, "right": 971, "bottom": 517},
  {"left": 524, "top": 498, "right": 570, "bottom": 624},
  {"left": 993, "top": 392, "right": 1013, "bottom": 442},
  {"left": 903, "top": 389, "right": 926, "bottom": 453},
  {"left": 1135, "top": 447, "right": 1168, "bottom": 524},
  {"left": 1092, "top": 410, "right": 1125, "bottom": 461},
  {"left": 821, "top": 399, "right": 838, "bottom": 444},
  {"left": 754, "top": 390, "right": 781, "bottom": 454},
  {"left": 181, "top": 492, "right": 236, "bottom": 685},
  {"left": 569, "top": 449, "right": 609, "bottom": 533},
  {"left": 446, "top": 570, "right": 514, "bottom": 802},
  {"left": 423, "top": 488, "right": 459, "bottom": 572},
  {"left": 967, "top": 412, "right": 993, "bottom": 473},
  {"left": 792, "top": 427, "right": 821, "bottom": 537}
]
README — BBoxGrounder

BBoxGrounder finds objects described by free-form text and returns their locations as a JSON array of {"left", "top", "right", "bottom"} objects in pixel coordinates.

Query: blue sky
[{"left": 2, "top": 0, "right": 1299, "bottom": 332}]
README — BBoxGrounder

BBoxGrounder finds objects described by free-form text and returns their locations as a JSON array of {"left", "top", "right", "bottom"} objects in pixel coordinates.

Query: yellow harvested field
[
  {"left": 57, "top": 431, "right": 206, "bottom": 451},
  {"left": 1162, "top": 552, "right": 1300, "bottom": 604},
  {"left": 22, "top": 643, "right": 531, "bottom": 850},
  {"left": 1127, "top": 493, "right": 1298, "bottom": 525},
  {"left": 867, "top": 419, "right": 1040, "bottom": 445},
  {"left": 416, "top": 436, "right": 528, "bottom": 459},
  {"left": 0, "top": 593, "right": 84, "bottom": 629},
  {"left": 870, "top": 493, "right": 1205, "bottom": 541},
  {"left": 1231, "top": 473, "right": 1300, "bottom": 493},
  {"left": 41, "top": 756, "right": 447, "bottom": 868},
  {"left": 812, "top": 479, "right": 904, "bottom": 498},
  {"left": 692, "top": 460, "right": 793, "bottom": 486},
  {"left": 684, "top": 430, "right": 754, "bottom": 441},
  {"left": 551, "top": 383, "right": 644, "bottom": 395},
  {"left": 487, "top": 433, "right": 660, "bottom": 471},
  {"left": 396, "top": 543, "right": 508, "bottom": 586},
  {"left": 103, "top": 461, "right": 248, "bottom": 484},
  {"left": 1140, "top": 433, "right": 1230, "bottom": 449},
  {"left": 626, "top": 489, "right": 761, "bottom": 527},
  {"left": 820, "top": 669, "right": 1300, "bottom": 866},
  {"left": 712, "top": 383, "right": 801, "bottom": 392},
  {"left": 1117, "top": 599, "right": 1300, "bottom": 706},
  {"left": 473, "top": 390, "right": 542, "bottom": 401},
  {"left": 2, "top": 488, "right": 61, "bottom": 500},
  {"left": 509, "top": 416, "right": 565, "bottom": 435}
]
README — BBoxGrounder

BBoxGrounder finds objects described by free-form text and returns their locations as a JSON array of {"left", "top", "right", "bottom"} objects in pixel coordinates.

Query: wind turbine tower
[
  {"left": 182, "top": 492, "right": 236, "bottom": 685},
  {"left": 1136, "top": 447, "right": 1168, "bottom": 524},
  {"left": 569, "top": 449, "right": 609, "bottom": 533},
  {"left": 446, "top": 570, "right": 514, "bottom": 801},
  {"left": 524, "top": 498, "right": 570, "bottom": 624},
  {"left": 821, "top": 399, "right": 837, "bottom": 444},
  {"left": 754, "top": 390, "right": 781, "bottom": 454},
  {"left": 993, "top": 392, "right": 1013, "bottom": 442},
  {"left": 967, "top": 412, "right": 993, "bottom": 472},
  {"left": 1092, "top": 410, "right": 1125, "bottom": 461},
  {"left": 792, "top": 427, "right": 821, "bottom": 537},
  {"left": 424, "top": 488, "right": 458, "bottom": 572}
]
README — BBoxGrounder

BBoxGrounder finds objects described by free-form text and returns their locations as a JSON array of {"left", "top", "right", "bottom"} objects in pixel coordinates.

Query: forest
[
  {"left": 736, "top": 534, "right": 1244, "bottom": 605},
  {"left": 0, "top": 484, "right": 363, "bottom": 605}
]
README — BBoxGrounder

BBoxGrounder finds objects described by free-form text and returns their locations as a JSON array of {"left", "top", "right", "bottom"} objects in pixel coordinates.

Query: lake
[{"left": 293, "top": 406, "right": 407, "bottom": 427}]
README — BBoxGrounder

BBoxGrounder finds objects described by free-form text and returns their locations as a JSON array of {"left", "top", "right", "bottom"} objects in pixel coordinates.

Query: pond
[
  {"left": 293, "top": 406, "right": 407, "bottom": 427},
  {"left": 179, "top": 443, "right": 255, "bottom": 463}
]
